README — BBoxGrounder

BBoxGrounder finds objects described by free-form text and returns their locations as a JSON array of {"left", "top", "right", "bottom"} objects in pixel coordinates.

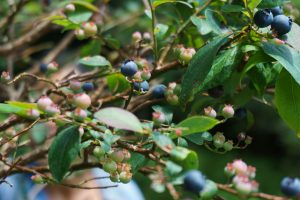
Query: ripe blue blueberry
[
  {"left": 40, "top": 63, "right": 48, "bottom": 73},
  {"left": 153, "top": 84, "right": 167, "bottom": 98},
  {"left": 183, "top": 170, "right": 206, "bottom": 194},
  {"left": 281, "top": 177, "right": 300, "bottom": 197},
  {"left": 82, "top": 82, "right": 94, "bottom": 92},
  {"left": 134, "top": 81, "right": 149, "bottom": 92},
  {"left": 270, "top": 6, "right": 283, "bottom": 16},
  {"left": 254, "top": 9, "right": 273, "bottom": 28},
  {"left": 121, "top": 60, "right": 138, "bottom": 77},
  {"left": 271, "top": 15, "right": 292, "bottom": 36}
]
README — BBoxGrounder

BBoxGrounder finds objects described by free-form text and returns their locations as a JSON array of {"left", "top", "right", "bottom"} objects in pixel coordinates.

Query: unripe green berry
[
  {"left": 119, "top": 171, "right": 132, "bottom": 183},
  {"left": 93, "top": 146, "right": 105, "bottom": 158},
  {"left": 109, "top": 171, "right": 119, "bottom": 182},
  {"left": 109, "top": 149, "right": 125, "bottom": 163},
  {"left": 31, "top": 175, "right": 44, "bottom": 184},
  {"left": 103, "top": 159, "right": 118, "bottom": 173},
  {"left": 200, "top": 180, "right": 218, "bottom": 199},
  {"left": 223, "top": 140, "right": 234, "bottom": 151},
  {"left": 213, "top": 132, "right": 225, "bottom": 149},
  {"left": 73, "top": 93, "right": 91, "bottom": 109},
  {"left": 82, "top": 22, "right": 98, "bottom": 37}
]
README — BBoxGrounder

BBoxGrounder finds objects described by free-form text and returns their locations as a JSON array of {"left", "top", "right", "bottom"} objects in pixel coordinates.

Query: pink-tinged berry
[
  {"left": 109, "top": 171, "right": 119, "bottom": 182},
  {"left": 73, "top": 108, "right": 87, "bottom": 121},
  {"left": 231, "top": 159, "right": 248, "bottom": 175},
  {"left": 31, "top": 175, "right": 44, "bottom": 184},
  {"left": 47, "top": 61, "right": 58, "bottom": 72},
  {"left": 132, "top": 31, "right": 142, "bottom": 42},
  {"left": 204, "top": 106, "right": 217, "bottom": 118},
  {"left": 1, "top": 71, "right": 10, "bottom": 83},
  {"left": 69, "top": 80, "right": 82, "bottom": 91},
  {"left": 73, "top": 93, "right": 91, "bottom": 109},
  {"left": 37, "top": 96, "right": 53, "bottom": 111},
  {"left": 233, "top": 174, "right": 259, "bottom": 195},
  {"left": 247, "top": 166, "right": 256, "bottom": 179},
  {"left": 152, "top": 112, "right": 166, "bottom": 126},
  {"left": 27, "top": 109, "right": 40, "bottom": 119},
  {"left": 175, "top": 129, "right": 183, "bottom": 137},
  {"left": 103, "top": 159, "right": 118, "bottom": 173},
  {"left": 222, "top": 104, "right": 235, "bottom": 118},
  {"left": 141, "top": 67, "right": 151, "bottom": 81},
  {"left": 179, "top": 48, "right": 196, "bottom": 65},
  {"left": 119, "top": 171, "right": 132, "bottom": 183},
  {"left": 75, "top": 29, "right": 86, "bottom": 40},
  {"left": 82, "top": 22, "right": 98, "bottom": 37},
  {"left": 143, "top": 32, "right": 151, "bottom": 42},
  {"left": 109, "top": 149, "right": 125, "bottom": 163},
  {"left": 45, "top": 103, "right": 61, "bottom": 116},
  {"left": 65, "top": 3, "right": 75, "bottom": 12}
]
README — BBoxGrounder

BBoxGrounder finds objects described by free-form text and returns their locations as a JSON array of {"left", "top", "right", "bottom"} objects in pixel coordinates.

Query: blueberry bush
[{"left": 1, "top": 0, "right": 300, "bottom": 199}]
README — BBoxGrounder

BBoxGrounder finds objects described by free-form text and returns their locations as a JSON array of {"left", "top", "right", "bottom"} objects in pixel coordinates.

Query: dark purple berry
[
  {"left": 153, "top": 84, "right": 167, "bottom": 98},
  {"left": 270, "top": 6, "right": 283, "bottom": 16},
  {"left": 121, "top": 60, "right": 138, "bottom": 77},
  {"left": 183, "top": 170, "right": 206, "bottom": 194},
  {"left": 40, "top": 63, "right": 48, "bottom": 73},
  {"left": 281, "top": 177, "right": 300, "bottom": 197},
  {"left": 254, "top": 9, "right": 273, "bottom": 28},
  {"left": 82, "top": 82, "right": 94, "bottom": 92},
  {"left": 271, "top": 15, "right": 292, "bottom": 36},
  {"left": 134, "top": 81, "right": 149, "bottom": 92}
]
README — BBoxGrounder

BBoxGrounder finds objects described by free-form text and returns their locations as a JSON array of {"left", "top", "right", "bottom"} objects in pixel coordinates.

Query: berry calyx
[
  {"left": 271, "top": 15, "right": 293, "bottom": 36},
  {"left": 121, "top": 60, "right": 138, "bottom": 77},
  {"left": 73, "top": 93, "right": 91, "bottom": 109},
  {"left": 152, "top": 84, "right": 167, "bottom": 98},
  {"left": 254, "top": 9, "right": 274, "bottom": 28},
  {"left": 179, "top": 47, "right": 196, "bottom": 65},
  {"left": 37, "top": 96, "right": 53, "bottom": 111},
  {"left": 183, "top": 170, "right": 206, "bottom": 194}
]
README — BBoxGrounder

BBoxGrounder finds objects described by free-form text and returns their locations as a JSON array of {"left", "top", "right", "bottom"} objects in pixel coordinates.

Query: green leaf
[
  {"left": 152, "top": 105, "right": 173, "bottom": 124},
  {"left": 31, "top": 123, "right": 48, "bottom": 144},
  {"left": 248, "top": 0, "right": 262, "bottom": 11},
  {"left": 166, "top": 161, "right": 183, "bottom": 175},
  {"left": 152, "top": 0, "right": 193, "bottom": 9},
  {"left": 154, "top": 24, "right": 169, "bottom": 39},
  {"left": 94, "top": 107, "right": 143, "bottom": 132},
  {"left": 170, "top": 147, "right": 198, "bottom": 170},
  {"left": 79, "top": 55, "right": 111, "bottom": 67},
  {"left": 180, "top": 35, "right": 229, "bottom": 105},
  {"left": 0, "top": 104, "right": 23, "bottom": 114},
  {"left": 173, "top": 116, "right": 219, "bottom": 138},
  {"left": 199, "top": 45, "right": 242, "bottom": 91},
  {"left": 191, "top": 16, "right": 212, "bottom": 35},
  {"left": 286, "top": 22, "right": 300, "bottom": 51},
  {"left": 128, "top": 152, "right": 147, "bottom": 173},
  {"left": 205, "top": 9, "right": 222, "bottom": 35},
  {"left": 261, "top": 42, "right": 300, "bottom": 85},
  {"left": 275, "top": 69, "right": 300, "bottom": 134},
  {"left": 152, "top": 132, "right": 175, "bottom": 150},
  {"left": 48, "top": 126, "right": 80, "bottom": 182},
  {"left": 7, "top": 101, "right": 38, "bottom": 110},
  {"left": 258, "top": 0, "right": 287, "bottom": 8},
  {"left": 221, "top": 4, "right": 244, "bottom": 13},
  {"left": 107, "top": 73, "right": 130, "bottom": 94}
]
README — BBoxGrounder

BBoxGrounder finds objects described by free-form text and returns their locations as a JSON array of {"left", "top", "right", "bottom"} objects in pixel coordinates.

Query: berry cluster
[
  {"left": 225, "top": 160, "right": 258, "bottom": 195},
  {"left": 254, "top": 6, "right": 292, "bottom": 36},
  {"left": 183, "top": 170, "right": 218, "bottom": 199},
  {"left": 131, "top": 31, "right": 151, "bottom": 43},
  {"left": 75, "top": 21, "right": 98, "bottom": 40},
  {"left": 203, "top": 104, "right": 235, "bottom": 119},
  {"left": 93, "top": 146, "right": 132, "bottom": 183},
  {"left": 175, "top": 46, "right": 196, "bottom": 65}
]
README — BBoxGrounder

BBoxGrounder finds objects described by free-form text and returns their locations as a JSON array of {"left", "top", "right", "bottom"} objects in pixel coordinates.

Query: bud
[
  {"left": 222, "top": 104, "right": 235, "bottom": 118},
  {"left": 45, "top": 103, "right": 61, "bottom": 116},
  {"left": 152, "top": 112, "right": 166, "bottom": 126},
  {"left": 73, "top": 93, "right": 91, "bottom": 109},
  {"left": 47, "top": 61, "right": 58, "bottom": 73},
  {"left": 37, "top": 96, "right": 53, "bottom": 111},
  {"left": 65, "top": 3, "right": 75, "bottom": 12},
  {"left": 1, "top": 71, "right": 10, "bottom": 83},
  {"left": 69, "top": 80, "right": 82, "bottom": 91},
  {"left": 75, "top": 29, "right": 86, "bottom": 40},
  {"left": 82, "top": 22, "right": 98, "bottom": 37},
  {"left": 141, "top": 67, "right": 151, "bottom": 81},
  {"left": 73, "top": 108, "right": 87, "bottom": 121},
  {"left": 204, "top": 106, "right": 217, "bottom": 118},
  {"left": 132, "top": 31, "right": 142, "bottom": 42},
  {"left": 213, "top": 132, "right": 225, "bottom": 149},
  {"left": 119, "top": 171, "right": 132, "bottom": 183},
  {"left": 27, "top": 109, "right": 40, "bottom": 119}
]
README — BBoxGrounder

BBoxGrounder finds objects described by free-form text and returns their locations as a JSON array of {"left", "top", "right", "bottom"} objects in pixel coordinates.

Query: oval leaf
[
  {"left": 275, "top": 69, "right": 300, "bottom": 134},
  {"left": 94, "top": 107, "right": 143, "bottom": 132},
  {"left": 79, "top": 55, "right": 111, "bottom": 67},
  {"left": 48, "top": 126, "right": 80, "bottom": 182}
]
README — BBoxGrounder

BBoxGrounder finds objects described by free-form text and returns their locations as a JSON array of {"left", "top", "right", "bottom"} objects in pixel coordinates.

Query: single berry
[
  {"left": 213, "top": 132, "right": 226, "bottom": 149},
  {"left": 65, "top": 3, "right": 75, "bottom": 12},
  {"left": 152, "top": 112, "right": 166, "bottom": 126},
  {"left": 200, "top": 180, "right": 218, "bottom": 199},
  {"left": 245, "top": 136, "right": 253, "bottom": 145},
  {"left": 103, "top": 159, "right": 118, "bottom": 173},
  {"left": 141, "top": 68, "right": 151, "bottom": 81},
  {"left": 1, "top": 71, "right": 11, "bottom": 83},
  {"left": 40, "top": 63, "right": 48, "bottom": 73},
  {"left": 27, "top": 109, "right": 40, "bottom": 119},
  {"left": 204, "top": 106, "right": 217, "bottom": 118},
  {"left": 281, "top": 177, "right": 300, "bottom": 197},
  {"left": 233, "top": 175, "right": 258, "bottom": 195},
  {"left": 179, "top": 47, "right": 196, "bottom": 64},
  {"left": 73, "top": 108, "right": 87, "bottom": 121},
  {"left": 82, "top": 22, "right": 98, "bottom": 37},
  {"left": 231, "top": 159, "right": 248, "bottom": 175},
  {"left": 237, "top": 132, "right": 246, "bottom": 142},
  {"left": 109, "top": 150, "right": 125, "bottom": 163},
  {"left": 109, "top": 172, "right": 119, "bottom": 182},
  {"left": 73, "top": 93, "right": 91, "bottom": 109},
  {"left": 222, "top": 104, "right": 235, "bottom": 118},
  {"left": 45, "top": 103, "right": 61, "bottom": 116},
  {"left": 207, "top": 86, "right": 224, "bottom": 98},
  {"left": 37, "top": 96, "right": 53, "bottom": 111},
  {"left": 254, "top": 9, "right": 273, "bottom": 28},
  {"left": 270, "top": 6, "right": 283, "bottom": 16},
  {"left": 121, "top": 60, "right": 138, "bottom": 77},
  {"left": 152, "top": 84, "right": 167, "bottom": 98},
  {"left": 134, "top": 81, "right": 149, "bottom": 92},
  {"left": 93, "top": 146, "right": 105, "bottom": 158},
  {"left": 82, "top": 82, "right": 94, "bottom": 92},
  {"left": 119, "top": 171, "right": 132, "bottom": 184},
  {"left": 223, "top": 140, "right": 233, "bottom": 151},
  {"left": 69, "top": 80, "right": 82, "bottom": 91},
  {"left": 143, "top": 32, "right": 151, "bottom": 42},
  {"left": 166, "top": 93, "right": 179, "bottom": 105},
  {"left": 132, "top": 31, "right": 142, "bottom": 42},
  {"left": 75, "top": 29, "right": 86, "bottom": 40},
  {"left": 183, "top": 170, "right": 206, "bottom": 194},
  {"left": 271, "top": 15, "right": 293, "bottom": 36},
  {"left": 47, "top": 61, "right": 58, "bottom": 72},
  {"left": 31, "top": 175, "right": 44, "bottom": 184}
]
